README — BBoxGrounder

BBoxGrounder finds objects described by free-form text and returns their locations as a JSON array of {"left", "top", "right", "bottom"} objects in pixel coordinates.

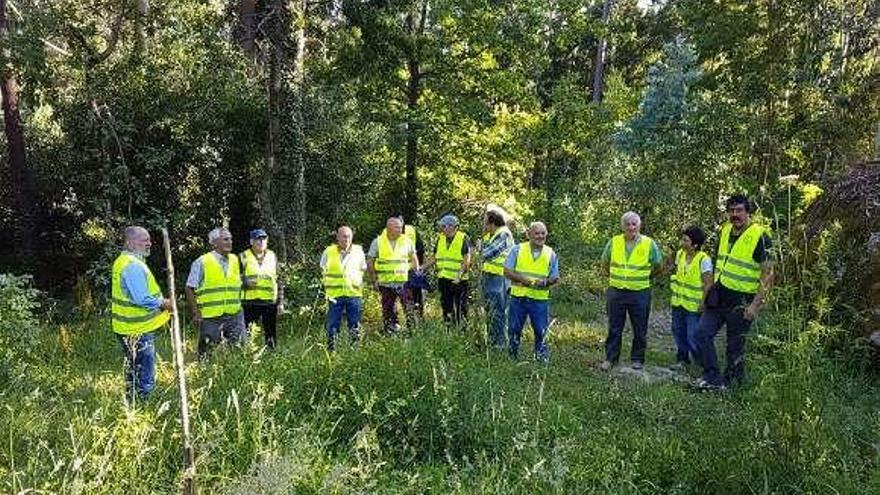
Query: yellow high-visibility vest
[
  {"left": 716, "top": 223, "right": 765, "bottom": 294},
  {"left": 323, "top": 244, "right": 365, "bottom": 298},
  {"left": 482, "top": 226, "right": 512, "bottom": 276},
  {"left": 435, "top": 231, "right": 468, "bottom": 280},
  {"left": 195, "top": 252, "right": 242, "bottom": 318},
  {"left": 241, "top": 249, "right": 278, "bottom": 302},
  {"left": 671, "top": 249, "right": 709, "bottom": 312},
  {"left": 509, "top": 242, "right": 554, "bottom": 301},
  {"left": 110, "top": 253, "right": 170, "bottom": 335},
  {"left": 375, "top": 233, "right": 411, "bottom": 284},
  {"left": 608, "top": 234, "right": 653, "bottom": 290}
]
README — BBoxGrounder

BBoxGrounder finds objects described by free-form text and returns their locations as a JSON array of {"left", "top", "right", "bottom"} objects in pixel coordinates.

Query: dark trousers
[
  {"left": 244, "top": 303, "right": 278, "bottom": 348},
  {"left": 697, "top": 305, "right": 753, "bottom": 385},
  {"left": 438, "top": 278, "right": 469, "bottom": 326},
  {"left": 605, "top": 287, "right": 651, "bottom": 364},
  {"left": 379, "top": 285, "right": 413, "bottom": 334}
]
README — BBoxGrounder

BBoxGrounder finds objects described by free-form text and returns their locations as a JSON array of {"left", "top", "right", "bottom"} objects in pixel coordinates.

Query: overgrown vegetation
[{"left": 2, "top": 255, "right": 879, "bottom": 494}]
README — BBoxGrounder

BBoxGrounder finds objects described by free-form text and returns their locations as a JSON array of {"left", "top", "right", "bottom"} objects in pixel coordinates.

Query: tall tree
[
  {"left": 592, "top": 0, "right": 614, "bottom": 102},
  {"left": 1, "top": 0, "right": 38, "bottom": 268}
]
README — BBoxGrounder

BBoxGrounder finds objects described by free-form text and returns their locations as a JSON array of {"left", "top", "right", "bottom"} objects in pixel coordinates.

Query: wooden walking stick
[{"left": 162, "top": 228, "right": 197, "bottom": 495}]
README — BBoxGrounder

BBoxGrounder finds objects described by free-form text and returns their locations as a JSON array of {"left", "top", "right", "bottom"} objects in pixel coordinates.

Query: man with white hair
[
  {"left": 110, "top": 226, "right": 173, "bottom": 402},
  {"left": 599, "top": 211, "right": 663, "bottom": 371},
  {"left": 320, "top": 224, "right": 367, "bottom": 350},
  {"left": 504, "top": 221, "right": 560, "bottom": 362},
  {"left": 185, "top": 227, "right": 247, "bottom": 358}
]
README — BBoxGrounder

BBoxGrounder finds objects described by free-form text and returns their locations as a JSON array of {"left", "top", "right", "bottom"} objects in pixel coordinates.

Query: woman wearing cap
[
  {"left": 423, "top": 215, "right": 472, "bottom": 326},
  {"left": 669, "top": 226, "right": 713, "bottom": 367}
]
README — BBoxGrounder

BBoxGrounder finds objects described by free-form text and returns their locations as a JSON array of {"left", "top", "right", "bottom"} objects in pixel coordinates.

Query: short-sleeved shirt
[
  {"left": 503, "top": 244, "right": 560, "bottom": 279},
  {"left": 367, "top": 236, "right": 417, "bottom": 288},
  {"left": 600, "top": 235, "right": 663, "bottom": 265},
  {"left": 677, "top": 252, "right": 713, "bottom": 275},
  {"left": 319, "top": 245, "right": 368, "bottom": 273},
  {"left": 715, "top": 229, "right": 773, "bottom": 307},
  {"left": 186, "top": 251, "right": 234, "bottom": 289},
  {"left": 433, "top": 233, "right": 472, "bottom": 257}
]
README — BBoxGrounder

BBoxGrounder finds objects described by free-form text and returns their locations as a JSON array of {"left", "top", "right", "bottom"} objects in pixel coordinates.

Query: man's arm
[
  {"left": 185, "top": 259, "right": 203, "bottom": 325},
  {"left": 120, "top": 263, "right": 169, "bottom": 311},
  {"left": 543, "top": 252, "right": 560, "bottom": 287},
  {"left": 599, "top": 239, "right": 611, "bottom": 277},
  {"left": 745, "top": 261, "right": 774, "bottom": 320}
]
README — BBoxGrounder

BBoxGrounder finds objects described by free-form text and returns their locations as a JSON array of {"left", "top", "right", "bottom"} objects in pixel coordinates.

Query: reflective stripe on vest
[
  {"left": 196, "top": 252, "right": 242, "bottom": 318},
  {"left": 241, "top": 249, "right": 278, "bottom": 302},
  {"left": 376, "top": 234, "right": 411, "bottom": 284},
  {"left": 435, "top": 231, "right": 468, "bottom": 280},
  {"left": 482, "top": 226, "right": 512, "bottom": 275},
  {"left": 509, "top": 242, "right": 553, "bottom": 301},
  {"left": 323, "top": 244, "right": 365, "bottom": 298},
  {"left": 671, "top": 249, "right": 708, "bottom": 312},
  {"left": 110, "top": 253, "right": 170, "bottom": 335},
  {"left": 716, "top": 223, "right": 764, "bottom": 294},
  {"left": 609, "top": 234, "right": 653, "bottom": 290}
]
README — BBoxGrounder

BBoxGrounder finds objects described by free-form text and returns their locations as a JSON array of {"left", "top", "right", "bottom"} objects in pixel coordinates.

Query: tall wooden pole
[{"left": 161, "top": 228, "right": 197, "bottom": 495}]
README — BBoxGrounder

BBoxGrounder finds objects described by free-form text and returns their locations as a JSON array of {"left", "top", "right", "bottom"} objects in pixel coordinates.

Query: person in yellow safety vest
[
  {"left": 669, "top": 226, "right": 714, "bottom": 368},
  {"left": 240, "top": 228, "right": 282, "bottom": 349},
  {"left": 389, "top": 217, "right": 427, "bottom": 320},
  {"left": 599, "top": 211, "right": 663, "bottom": 371},
  {"left": 421, "top": 215, "right": 472, "bottom": 326},
  {"left": 480, "top": 208, "right": 514, "bottom": 349},
  {"left": 367, "top": 216, "right": 420, "bottom": 334},
  {"left": 696, "top": 194, "right": 774, "bottom": 390},
  {"left": 110, "top": 226, "right": 173, "bottom": 402},
  {"left": 320, "top": 224, "right": 367, "bottom": 350},
  {"left": 185, "top": 227, "right": 246, "bottom": 359},
  {"left": 503, "top": 221, "right": 560, "bottom": 362}
]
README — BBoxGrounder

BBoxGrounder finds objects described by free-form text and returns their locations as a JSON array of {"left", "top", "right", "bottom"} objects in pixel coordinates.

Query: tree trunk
[
  {"left": 1, "top": 0, "right": 37, "bottom": 268},
  {"left": 592, "top": 0, "right": 613, "bottom": 103},
  {"left": 404, "top": 57, "right": 421, "bottom": 223},
  {"left": 290, "top": 0, "right": 307, "bottom": 260},
  {"left": 238, "top": 0, "right": 258, "bottom": 60},
  {"left": 135, "top": 0, "right": 150, "bottom": 53}
]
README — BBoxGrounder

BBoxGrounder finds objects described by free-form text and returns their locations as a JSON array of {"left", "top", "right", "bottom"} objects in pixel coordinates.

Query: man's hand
[
  {"left": 244, "top": 277, "right": 258, "bottom": 289},
  {"left": 276, "top": 302, "right": 285, "bottom": 315},
  {"left": 744, "top": 301, "right": 761, "bottom": 321},
  {"left": 191, "top": 309, "right": 203, "bottom": 327},
  {"left": 160, "top": 298, "right": 174, "bottom": 311}
]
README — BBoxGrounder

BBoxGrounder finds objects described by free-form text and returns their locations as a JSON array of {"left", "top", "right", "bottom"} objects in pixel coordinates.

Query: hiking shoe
[
  {"left": 631, "top": 361, "right": 644, "bottom": 371},
  {"left": 695, "top": 378, "right": 727, "bottom": 391},
  {"left": 599, "top": 360, "right": 613, "bottom": 371}
]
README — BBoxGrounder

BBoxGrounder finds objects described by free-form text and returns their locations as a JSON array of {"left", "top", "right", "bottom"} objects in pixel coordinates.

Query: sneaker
[
  {"left": 599, "top": 360, "right": 613, "bottom": 371},
  {"left": 631, "top": 361, "right": 644, "bottom": 370}
]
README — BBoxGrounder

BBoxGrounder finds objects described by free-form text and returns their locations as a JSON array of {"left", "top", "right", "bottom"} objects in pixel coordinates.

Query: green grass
[{"left": 2, "top": 292, "right": 879, "bottom": 494}]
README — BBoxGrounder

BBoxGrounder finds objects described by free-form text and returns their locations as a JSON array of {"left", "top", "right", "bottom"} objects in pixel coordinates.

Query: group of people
[
  {"left": 109, "top": 193, "right": 772, "bottom": 401},
  {"left": 598, "top": 194, "right": 773, "bottom": 391}
]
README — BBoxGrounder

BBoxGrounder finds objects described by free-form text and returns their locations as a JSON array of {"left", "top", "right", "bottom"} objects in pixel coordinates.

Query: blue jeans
[
  {"left": 327, "top": 296, "right": 362, "bottom": 349},
  {"left": 671, "top": 307, "right": 701, "bottom": 363},
  {"left": 483, "top": 274, "right": 509, "bottom": 349},
  {"left": 508, "top": 296, "right": 550, "bottom": 362},
  {"left": 117, "top": 332, "right": 156, "bottom": 400},
  {"left": 697, "top": 304, "right": 753, "bottom": 386},
  {"left": 605, "top": 287, "right": 651, "bottom": 364}
]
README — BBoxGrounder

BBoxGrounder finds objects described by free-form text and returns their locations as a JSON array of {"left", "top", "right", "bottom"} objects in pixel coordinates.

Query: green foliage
[{"left": 0, "top": 274, "right": 42, "bottom": 360}]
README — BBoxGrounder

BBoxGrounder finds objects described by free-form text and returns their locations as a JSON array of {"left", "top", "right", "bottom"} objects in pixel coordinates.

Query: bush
[{"left": 0, "top": 273, "right": 42, "bottom": 359}]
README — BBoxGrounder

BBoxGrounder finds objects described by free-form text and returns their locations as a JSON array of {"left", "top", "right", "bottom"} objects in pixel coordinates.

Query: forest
[{"left": 2, "top": 0, "right": 880, "bottom": 493}]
